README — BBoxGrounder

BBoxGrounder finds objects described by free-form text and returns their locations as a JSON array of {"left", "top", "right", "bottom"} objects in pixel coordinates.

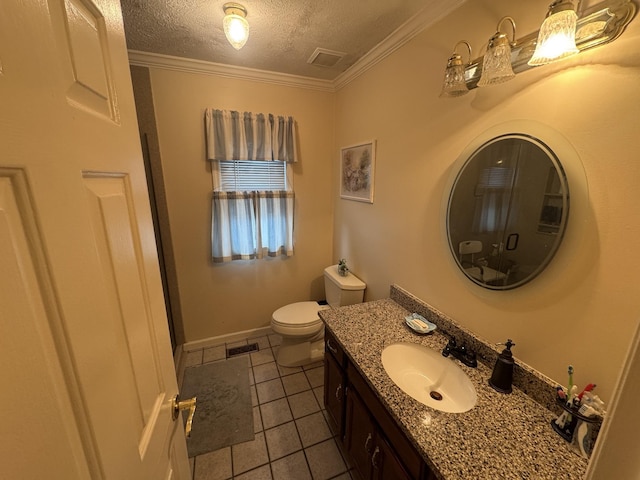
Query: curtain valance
[{"left": 205, "top": 109, "right": 298, "bottom": 163}]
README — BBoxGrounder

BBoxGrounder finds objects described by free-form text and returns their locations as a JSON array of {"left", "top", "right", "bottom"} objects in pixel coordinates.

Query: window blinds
[{"left": 218, "top": 160, "right": 286, "bottom": 191}]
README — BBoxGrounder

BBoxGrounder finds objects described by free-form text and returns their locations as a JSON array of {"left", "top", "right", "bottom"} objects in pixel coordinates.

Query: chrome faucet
[{"left": 442, "top": 337, "right": 478, "bottom": 368}]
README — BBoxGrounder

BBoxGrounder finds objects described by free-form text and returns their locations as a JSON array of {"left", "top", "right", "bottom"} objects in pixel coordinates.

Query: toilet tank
[{"left": 323, "top": 265, "right": 366, "bottom": 308}]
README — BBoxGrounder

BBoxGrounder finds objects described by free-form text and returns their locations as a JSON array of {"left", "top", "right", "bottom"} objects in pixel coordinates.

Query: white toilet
[{"left": 271, "top": 265, "right": 366, "bottom": 367}]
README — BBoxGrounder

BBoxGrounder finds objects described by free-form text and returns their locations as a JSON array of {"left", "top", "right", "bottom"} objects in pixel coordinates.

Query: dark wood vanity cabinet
[
  {"left": 344, "top": 385, "right": 414, "bottom": 480},
  {"left": 324, "top": 328, "right": 435, "bottom": 480},
  {"left": 324, "top": 329, "right": 347, "bottom": 436}
]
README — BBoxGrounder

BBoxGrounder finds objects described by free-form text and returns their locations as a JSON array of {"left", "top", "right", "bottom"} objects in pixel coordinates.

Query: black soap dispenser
[{"left": 489, "top": 339, "right": 515, "bottom": 394}]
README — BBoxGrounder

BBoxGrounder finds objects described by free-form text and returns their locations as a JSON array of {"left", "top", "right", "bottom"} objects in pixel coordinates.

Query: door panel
[
  {"left": 0, "top": 168, "right": 96, "bottom": 478},
  {"left": 83, "top": 173, "right": 168, "bottom": 453},
  {"left": 54, "top": 0, "right": 118, "bottom": 121}
]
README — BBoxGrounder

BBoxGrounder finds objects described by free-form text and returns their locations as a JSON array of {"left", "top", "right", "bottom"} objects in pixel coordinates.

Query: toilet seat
[
  {"left": 271, "top": 301, "right": 328, "bottom": 329},
  {"left": 271, "top": 266, "right": 365, "bottom": 367}
]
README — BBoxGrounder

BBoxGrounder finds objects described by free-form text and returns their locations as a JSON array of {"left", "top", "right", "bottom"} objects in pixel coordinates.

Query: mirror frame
[{"left": 443, "top": 121, "right": 588, "bottom": 292}]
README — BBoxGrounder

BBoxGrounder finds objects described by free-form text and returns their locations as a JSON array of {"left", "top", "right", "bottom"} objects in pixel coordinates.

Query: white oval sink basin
[{"left": 381, "top": 342, "right": 477, "bottom": 413}]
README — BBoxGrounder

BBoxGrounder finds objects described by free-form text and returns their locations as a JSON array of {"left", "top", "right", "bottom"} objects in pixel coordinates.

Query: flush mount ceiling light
[
  {"left": 478, "top": 17, "right": 517, "bottom": 87},
  {"left": 223, "top": 2, "right": 249, "bottom": 50},
  {"left": 529, "top": 0, "right": 579, "bottom": 66},
  {"left": 438, "top": 0, "right": 635, "bottom": 97},
  {"left": 439, "top": 41, "right": 472, "bottom": 98}
]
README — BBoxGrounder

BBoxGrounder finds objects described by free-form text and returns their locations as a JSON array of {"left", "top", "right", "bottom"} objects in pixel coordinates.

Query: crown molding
[
  {"left": 128, "top": 0, "right": 466, "bottom": 92},
  {"left": 127, "top": 50, "right": 336, "bottom": 92},
  {"left": 333, "top": 0, "right": 466, "bottom": 90}
]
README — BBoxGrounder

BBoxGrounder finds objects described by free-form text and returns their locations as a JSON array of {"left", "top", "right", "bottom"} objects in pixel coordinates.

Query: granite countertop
[{"left": 320, "top": 297, "right": 588, "bottom": 480}]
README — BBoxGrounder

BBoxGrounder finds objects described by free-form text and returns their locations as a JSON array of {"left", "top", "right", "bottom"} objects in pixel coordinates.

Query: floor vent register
[{"left": 226, "top": 342, "right": 259, "bottom": 358}]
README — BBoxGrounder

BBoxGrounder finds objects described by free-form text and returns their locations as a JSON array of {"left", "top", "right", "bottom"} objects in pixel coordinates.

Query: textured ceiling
[{"left": 121, "top": 0, "right": 434, "bottom": 80}]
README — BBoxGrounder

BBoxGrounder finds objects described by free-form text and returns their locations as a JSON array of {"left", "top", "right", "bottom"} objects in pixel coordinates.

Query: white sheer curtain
[
  {"left": 256, "top": 191, "right": 294, "bottom": 258},
  {"left": 211, "top": 191, "right": 294, "bottom": 263},
  {"left": 211, "top": 192, "right": 257, "bottom": 262},
  {"left": 206, "top": 109, "right": 297, "bottom": 263}
]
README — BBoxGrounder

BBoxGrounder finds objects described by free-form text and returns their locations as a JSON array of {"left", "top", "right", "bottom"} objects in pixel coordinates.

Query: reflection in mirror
[{"left": 447, "top": 134, "right": 569, "bottom": 290}]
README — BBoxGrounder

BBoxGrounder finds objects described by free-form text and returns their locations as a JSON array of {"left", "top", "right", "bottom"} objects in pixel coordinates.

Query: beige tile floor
[{"left": 179, "top": 333, "right": 354, "bottom": 480}]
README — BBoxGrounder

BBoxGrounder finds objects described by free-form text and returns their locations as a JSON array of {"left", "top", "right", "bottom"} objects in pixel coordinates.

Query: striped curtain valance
[{"left": 205, "top": 109, "right": 298, "bottom": 163}]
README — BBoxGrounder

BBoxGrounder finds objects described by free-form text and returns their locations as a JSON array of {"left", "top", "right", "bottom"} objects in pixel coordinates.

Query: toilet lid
[{"left": 272, "top": 301, "right": 327, "bottom": 327}]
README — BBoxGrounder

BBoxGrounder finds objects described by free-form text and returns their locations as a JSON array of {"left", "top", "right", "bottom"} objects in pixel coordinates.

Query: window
[
  {"left": 217, "top": 160, "right": 288, "bottom": 191},
  {"left": 205, "top": 109, "right": 297, "bottom": 263},
  {"left": 473, "top": 166, "right": 516, "bottom": 233},
  {"left": 211, "top": 160, "right": 294, "bottom": 262}
]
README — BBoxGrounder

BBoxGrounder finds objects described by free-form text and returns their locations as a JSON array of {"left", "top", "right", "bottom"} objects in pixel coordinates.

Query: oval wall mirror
[{"left": 447, "top": 133, "right": 569, "bottom": 290}]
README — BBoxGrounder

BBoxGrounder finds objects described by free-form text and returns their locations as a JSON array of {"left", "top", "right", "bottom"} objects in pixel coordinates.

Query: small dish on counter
[{"left": 404, "top": 313, "right": 437, "bottom": 334}]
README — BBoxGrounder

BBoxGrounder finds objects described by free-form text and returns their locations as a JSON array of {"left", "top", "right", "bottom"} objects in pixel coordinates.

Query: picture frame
[{"left": 340, "top": 140, "right": 376, "bottom": 203}]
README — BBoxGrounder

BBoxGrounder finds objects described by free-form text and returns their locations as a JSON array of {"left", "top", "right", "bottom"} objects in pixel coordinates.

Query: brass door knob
[{"left": 172, "top": 394, "right": 197, "bottom": 437}]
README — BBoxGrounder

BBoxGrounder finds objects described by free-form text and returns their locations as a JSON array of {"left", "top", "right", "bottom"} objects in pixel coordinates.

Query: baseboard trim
[{"left": 182, "top": 326, "right": 274, "bottom": 352}]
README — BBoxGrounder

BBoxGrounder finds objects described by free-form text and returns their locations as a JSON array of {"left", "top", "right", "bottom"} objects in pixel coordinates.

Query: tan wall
[
  {"left": 148, "top": 70, "right": 335, "bottom": 342},
  {"left": 334, "top": 0, "right": 640, "bottom": 401}
]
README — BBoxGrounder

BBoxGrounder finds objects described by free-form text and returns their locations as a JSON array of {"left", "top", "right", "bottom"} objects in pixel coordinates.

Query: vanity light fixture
[
  {"left": 478, "top": 17, "right": 517, "bottom": 86},
  {"left": 223, "top": 2, "right": 250, "bottom": 50},
  {"left": 528, "top": 0, "right": 579, "bottom": 65},
  {"left": 438, "top": 0, "right": 636, "bottom": 97},
  {"left": 439, "top": 41, "right": 473, "bottom": 98}
]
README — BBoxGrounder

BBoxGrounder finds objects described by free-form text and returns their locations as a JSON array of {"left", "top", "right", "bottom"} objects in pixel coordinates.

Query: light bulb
[
  {"left": 529, "top": 5, "right": 578, "bottom": 66},
  {"left": 223, "top": 4, "right": 250, "bottom": 50}
]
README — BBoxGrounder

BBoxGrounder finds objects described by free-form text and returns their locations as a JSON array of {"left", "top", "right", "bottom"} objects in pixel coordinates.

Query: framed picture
[{"left": 340, "top": 140, "right": 376, "bottom": 203}]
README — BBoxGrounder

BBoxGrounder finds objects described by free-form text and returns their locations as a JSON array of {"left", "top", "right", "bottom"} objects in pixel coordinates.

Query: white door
[{"left": 0, "top": 0, "right": 191, "bottom": 478}]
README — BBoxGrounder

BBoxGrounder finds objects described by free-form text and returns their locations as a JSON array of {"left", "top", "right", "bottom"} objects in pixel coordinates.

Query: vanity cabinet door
[
  {"left": 344, "top": 386, "right": 375, "bottom": 480},
  {"left": 324, "top": 349, "right": 346, "bottom": 436},
  {"left": 345, "top": 386, "right": 413, "bottom": 480},
  {"left": 372, "top": 434, "right": 413, "bottom": 480},
  {"left": 346, "top": 363, "right": 430, "bottom": 480}
]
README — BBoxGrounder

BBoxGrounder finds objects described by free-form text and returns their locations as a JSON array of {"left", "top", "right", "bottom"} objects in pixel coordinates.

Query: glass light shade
[
  {"left": 439, "top": 55, "right": 469, "bottom": 97},
  {"left": 223, "top": 13, "right": 249, "bottom": 50},
  {"left": 478, "top": 35, "right": 515, "bottom": 86},
  {"left": 528, "top": 9, "right": 579, "bottom": 66}
]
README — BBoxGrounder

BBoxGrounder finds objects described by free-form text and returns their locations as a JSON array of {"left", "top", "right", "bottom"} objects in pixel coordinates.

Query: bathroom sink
[{"left": 381, "top": 342, "right": 477, "bottom": 413}]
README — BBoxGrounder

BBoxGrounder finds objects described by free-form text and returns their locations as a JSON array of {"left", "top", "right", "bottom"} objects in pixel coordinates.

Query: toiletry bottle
[{"left": 489, "top": 339, "right": 515, "bottom": 394}]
